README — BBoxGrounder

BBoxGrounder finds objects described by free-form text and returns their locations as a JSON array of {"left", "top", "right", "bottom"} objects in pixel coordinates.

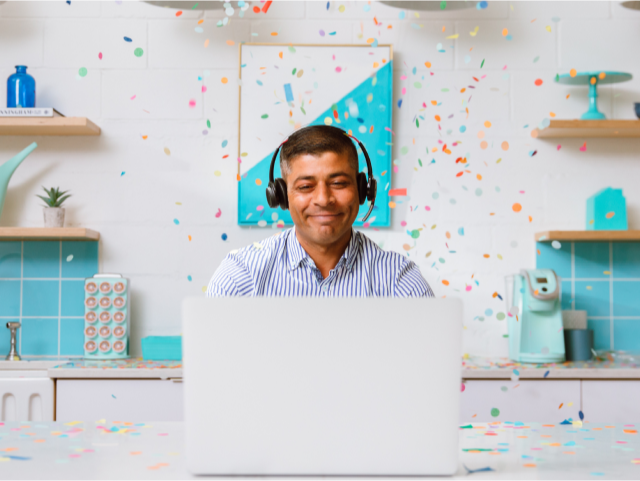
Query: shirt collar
[{"left": 287, "top": 226, "right": 361, "bottom": 273}]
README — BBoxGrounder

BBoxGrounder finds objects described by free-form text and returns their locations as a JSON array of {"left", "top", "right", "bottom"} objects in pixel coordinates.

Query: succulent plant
[{"left": 37, "top": 186, "right": 71, "bottom": 208}]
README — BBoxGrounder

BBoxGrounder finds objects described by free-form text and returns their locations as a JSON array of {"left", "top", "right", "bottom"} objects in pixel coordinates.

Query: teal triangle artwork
[{"left": 238, "top": 61, "right": 393, "bottom": 227}]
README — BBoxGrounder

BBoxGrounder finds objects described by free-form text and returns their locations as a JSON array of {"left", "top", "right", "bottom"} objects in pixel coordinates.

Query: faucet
[{"left": 5, "top": 322, "right": 21, "bottom": 361}]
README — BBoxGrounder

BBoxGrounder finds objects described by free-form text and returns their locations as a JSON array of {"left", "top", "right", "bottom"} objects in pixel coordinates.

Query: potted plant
[{"left": 37, "top": 186, "right": 71, "bottom": 228}]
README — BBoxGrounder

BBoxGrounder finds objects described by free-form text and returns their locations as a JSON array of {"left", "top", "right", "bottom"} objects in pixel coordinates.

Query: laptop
[{"left": 183, "top": 297, "right": 462, "bottom": 476}]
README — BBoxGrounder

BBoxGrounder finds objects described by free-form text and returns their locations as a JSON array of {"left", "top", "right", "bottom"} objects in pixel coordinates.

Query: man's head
[{"left": 279, "top": 125, "right": 361, "bottom": 247}]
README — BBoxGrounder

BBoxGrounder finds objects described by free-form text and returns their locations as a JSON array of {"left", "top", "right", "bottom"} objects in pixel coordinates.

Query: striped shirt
[{"left": 206, "top": 226, "right": 434, "bottom": 297}]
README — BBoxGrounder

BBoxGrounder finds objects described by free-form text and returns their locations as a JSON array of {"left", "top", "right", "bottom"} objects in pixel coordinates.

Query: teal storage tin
[
  {"left": 586, "top": 187, "right": 628, "bottom": 230},
  {"left": 141, "top": 336, "right": 182, "bottom": 361}
]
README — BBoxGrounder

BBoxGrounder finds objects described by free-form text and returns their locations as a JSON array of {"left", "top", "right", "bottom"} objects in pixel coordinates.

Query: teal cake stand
[{"left": 556, "top": 71, "right": 633, "bottom": 120}]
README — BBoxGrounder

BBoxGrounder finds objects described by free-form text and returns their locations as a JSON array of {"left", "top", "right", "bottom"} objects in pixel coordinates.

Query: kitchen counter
[
  {"left": 43, "top": 355, "right": 640, "bottom": 380},
  {"left": 0, "top": 420, "right": 637, "bottom": 479},
  {"left": 47, "top": 360, "right": 182, "bottom": 380},
  {"left": 462, "top": 355, "right": 640, "bottom": 379}
]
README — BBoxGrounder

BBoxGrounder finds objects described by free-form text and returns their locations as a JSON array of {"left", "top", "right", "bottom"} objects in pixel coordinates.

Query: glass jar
[{"left": 7, "top": 66, "right": 36, "bottom": 108}]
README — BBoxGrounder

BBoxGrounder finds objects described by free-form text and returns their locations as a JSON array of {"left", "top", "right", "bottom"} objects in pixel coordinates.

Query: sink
[{"left": 0, "top": 358, "right": 73, "bottom": 373}]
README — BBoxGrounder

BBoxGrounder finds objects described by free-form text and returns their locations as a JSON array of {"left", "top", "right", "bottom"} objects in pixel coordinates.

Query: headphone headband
[{"left": 268, "top": 129, "right": 376, "bottom": 222}]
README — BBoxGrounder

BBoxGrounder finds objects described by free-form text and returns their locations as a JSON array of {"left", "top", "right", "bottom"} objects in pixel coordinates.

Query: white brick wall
[{"left": 2, "top": 0, "right": 640, "bottom": 357}]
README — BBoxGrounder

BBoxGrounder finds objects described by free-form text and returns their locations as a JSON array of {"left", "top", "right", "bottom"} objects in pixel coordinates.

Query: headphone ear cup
[
  {"left": 367, "top": 177, "right": 377, "bottom": 202},
  {"left": 356, "top": 172, "right": 368, "bottom": 205},
  {"left": 274, "top": 178, "right": 289, "bottom": 210},
  {"left": 265, "top": 182, "right": 278, "bottom": 209}
]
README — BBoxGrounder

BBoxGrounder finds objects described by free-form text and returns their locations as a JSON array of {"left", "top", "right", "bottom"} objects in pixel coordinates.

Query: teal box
[
  {"left": 141, "top": 336, "right": 182, "bottom": 361},
  {"left": 586, "top": 187, "right": 628, "bottom": 230}
]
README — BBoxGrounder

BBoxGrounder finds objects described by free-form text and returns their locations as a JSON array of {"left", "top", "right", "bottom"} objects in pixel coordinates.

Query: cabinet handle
[{"left": 170, "top": 378, "right": 183, "bottom": 383}]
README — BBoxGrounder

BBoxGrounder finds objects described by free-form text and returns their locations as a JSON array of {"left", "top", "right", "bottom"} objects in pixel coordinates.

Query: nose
[{"left": 313, "top": 182, "right": 334, "bottom": 207}]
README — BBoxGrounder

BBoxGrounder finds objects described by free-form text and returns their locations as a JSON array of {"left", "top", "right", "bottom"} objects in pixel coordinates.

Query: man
[{"left": 206, "top": 125, "right": 434, "bottom": 297}]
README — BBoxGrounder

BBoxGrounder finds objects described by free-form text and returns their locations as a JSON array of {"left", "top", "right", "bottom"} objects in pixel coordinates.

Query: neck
[{"left": 295, "top": 227, "right": 352, "bottom": 279}]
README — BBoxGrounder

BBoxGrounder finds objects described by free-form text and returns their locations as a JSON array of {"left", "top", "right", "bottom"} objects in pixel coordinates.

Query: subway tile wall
[
  {"left": 537, "top": 242, "right": 640, "bottom": 351},
  {"left": 0, "top": 241, "right": 98, "bottom": 357}
]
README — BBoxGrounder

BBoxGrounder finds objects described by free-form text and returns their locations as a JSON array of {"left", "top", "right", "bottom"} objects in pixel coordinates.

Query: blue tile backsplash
[
  {"left": 537, "top": 241, "right": 640, "bottom": 351},
  {"left": 0, "top": 241, "right": 98, "bottom": 357}
]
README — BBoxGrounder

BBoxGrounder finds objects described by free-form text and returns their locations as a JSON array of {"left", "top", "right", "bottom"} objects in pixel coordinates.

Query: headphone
[{"left": 265, "top": 131, "right": 377, "bottom": 222}]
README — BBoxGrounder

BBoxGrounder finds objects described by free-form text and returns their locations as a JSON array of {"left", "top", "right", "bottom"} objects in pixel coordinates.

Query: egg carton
[{"left": 84, "top": 274, "right": 130, "bottom": 359}]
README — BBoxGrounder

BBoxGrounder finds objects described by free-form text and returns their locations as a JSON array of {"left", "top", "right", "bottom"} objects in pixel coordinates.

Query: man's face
[{"left": 286, "top": 151, "right": 360, "bottom": 246}]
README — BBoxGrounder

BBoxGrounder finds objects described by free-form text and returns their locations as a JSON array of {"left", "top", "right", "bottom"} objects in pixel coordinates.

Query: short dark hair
[{"left": 279, "top": 125, "right": 359, "bottom": 180}]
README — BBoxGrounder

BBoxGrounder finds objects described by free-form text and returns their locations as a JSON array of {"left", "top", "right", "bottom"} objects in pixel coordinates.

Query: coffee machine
[{"left": 507, "top": 269, "right": 566, "bottom": 363}]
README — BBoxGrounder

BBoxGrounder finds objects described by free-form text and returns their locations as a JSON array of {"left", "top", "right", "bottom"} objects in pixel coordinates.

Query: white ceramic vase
[{"left": 43, "top": 207, "right": 65, "bottom": 227}]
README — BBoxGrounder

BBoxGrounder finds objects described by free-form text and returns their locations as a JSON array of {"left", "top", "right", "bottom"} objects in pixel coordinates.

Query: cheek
[
  {"left": 343, "top": 187, "right": 360, "bottom": 205},
  {"left": 288, "top": 192, "right": 307, "bottom": 209}
]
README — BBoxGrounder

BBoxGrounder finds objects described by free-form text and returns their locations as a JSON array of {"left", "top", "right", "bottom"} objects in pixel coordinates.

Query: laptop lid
[{"left": 183, "top": 297, "right": 462, "bottom": 476}]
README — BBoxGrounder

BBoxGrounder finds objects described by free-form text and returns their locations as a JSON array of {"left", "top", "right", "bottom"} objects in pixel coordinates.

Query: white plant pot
[{"left": 43, "top": 207, "right": 65, "bottom": 228}]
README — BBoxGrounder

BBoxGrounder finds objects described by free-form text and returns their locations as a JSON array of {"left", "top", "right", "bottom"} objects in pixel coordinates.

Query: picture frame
[{"left": 237, "top": 43, "right": 393, "bottom": 227}]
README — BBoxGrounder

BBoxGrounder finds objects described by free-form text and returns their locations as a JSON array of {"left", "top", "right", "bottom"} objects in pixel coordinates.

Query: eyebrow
[{"left": 293, "top": 172, "right": 352, "bottom": 184}]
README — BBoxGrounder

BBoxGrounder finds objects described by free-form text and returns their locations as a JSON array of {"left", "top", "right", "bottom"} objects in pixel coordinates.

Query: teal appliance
[{"left": 507, "top": 269, "right": 566, "bottom": 363}]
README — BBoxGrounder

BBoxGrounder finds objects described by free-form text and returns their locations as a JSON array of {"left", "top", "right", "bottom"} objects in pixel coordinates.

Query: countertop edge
[
  {"left": 47, "top": 368, "right": 183, "bottom": 379},
  {"left": 45, "top": 367, "right": 640, "bottom": 380},
  {"left": 462, "top": 368, "right": 640, "bottom": 379}
]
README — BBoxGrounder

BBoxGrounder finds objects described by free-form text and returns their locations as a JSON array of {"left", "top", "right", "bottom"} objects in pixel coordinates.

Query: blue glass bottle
[{"left": 7, "top": 66, "right": 36, "bottom": 108}]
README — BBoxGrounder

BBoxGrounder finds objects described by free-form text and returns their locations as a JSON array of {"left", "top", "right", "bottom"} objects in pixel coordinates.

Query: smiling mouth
[{"left": 310, "top": 213, "right": 342, "bottom": 219}]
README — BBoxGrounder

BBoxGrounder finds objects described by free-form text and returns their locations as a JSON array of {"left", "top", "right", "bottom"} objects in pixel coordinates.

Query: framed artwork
[{"left": 237, "top": 43, "right": 393, "bottom": 227}]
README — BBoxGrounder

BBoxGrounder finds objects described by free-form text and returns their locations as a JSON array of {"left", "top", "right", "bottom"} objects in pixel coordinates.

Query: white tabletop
[{"left": 0, "top": 420, "right": 637, "bottom": 479}]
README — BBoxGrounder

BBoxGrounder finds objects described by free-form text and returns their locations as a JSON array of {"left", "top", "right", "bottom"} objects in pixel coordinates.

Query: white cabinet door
[
  {"left": 0, "top": 377, "right": 54, "bottom": 421},
  {"left": 56, "top": 379, "right": 183, "bottom": 422},
  {"left": 582, "top": 381, "right": 640, "bottom": 423},
  {"left": 461, "top": 380, "right": 581, "bottom": 423}
]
